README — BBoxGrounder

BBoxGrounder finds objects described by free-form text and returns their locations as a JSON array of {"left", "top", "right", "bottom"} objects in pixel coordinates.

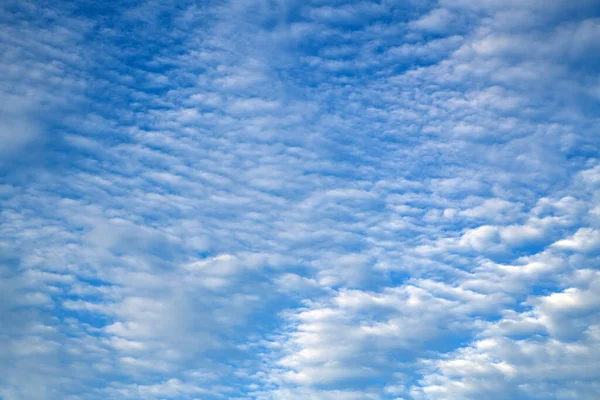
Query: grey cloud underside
[{"left": 1, "top": 0, "right": 599, "bottom": 399}]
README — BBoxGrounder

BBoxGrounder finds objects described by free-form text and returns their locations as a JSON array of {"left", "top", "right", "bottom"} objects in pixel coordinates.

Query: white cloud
[
  {"left": 409, "top": 8, "right": 456, "bottom": 33},
  {"left": 412, "top": 272, "right": 600, "bottom": 400},
  {"left": 552, "top": 228, "right": 600, "bottom": 253}
]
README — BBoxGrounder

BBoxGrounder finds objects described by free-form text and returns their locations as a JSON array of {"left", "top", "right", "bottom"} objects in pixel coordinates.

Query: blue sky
[{"left": 1, "top": 0, "right": 600, "bottom": 399}]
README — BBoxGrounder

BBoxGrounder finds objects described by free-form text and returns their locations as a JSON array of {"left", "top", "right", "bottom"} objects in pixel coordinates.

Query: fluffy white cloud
[{"left": 412, "top": 271, "right": 600, "bottom": 400}]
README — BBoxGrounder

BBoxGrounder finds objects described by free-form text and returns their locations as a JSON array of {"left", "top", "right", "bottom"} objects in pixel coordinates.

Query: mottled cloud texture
[{"left": 1, "top": 0, "right": 600, "bottom": 399}]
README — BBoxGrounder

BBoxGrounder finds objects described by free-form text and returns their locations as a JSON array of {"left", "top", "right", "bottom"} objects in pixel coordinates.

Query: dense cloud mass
[{"left": 1, "top": 0, "right": 599, "bottom": 399}]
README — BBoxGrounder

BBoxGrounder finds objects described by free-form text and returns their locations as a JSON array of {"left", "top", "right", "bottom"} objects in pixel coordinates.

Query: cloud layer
[{"left": 1, "top": 0, "right": 599, "bottom": 399}]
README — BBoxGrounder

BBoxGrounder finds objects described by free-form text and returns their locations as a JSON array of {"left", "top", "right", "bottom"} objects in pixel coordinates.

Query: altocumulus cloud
[{"left": 1, "top": 0, "right": 599, "bottom": 399}]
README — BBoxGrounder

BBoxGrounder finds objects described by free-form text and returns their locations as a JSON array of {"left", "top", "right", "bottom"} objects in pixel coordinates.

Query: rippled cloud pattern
[{"left": 1, "top": 1, "right": 600, "bottom": 399}]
